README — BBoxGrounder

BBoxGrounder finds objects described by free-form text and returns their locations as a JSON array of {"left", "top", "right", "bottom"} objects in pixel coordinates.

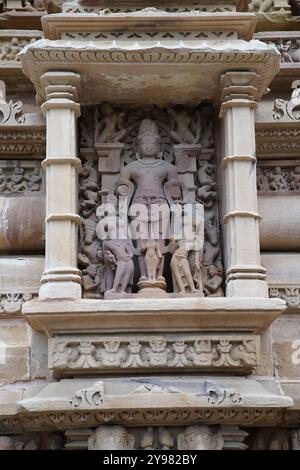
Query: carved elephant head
[
  {"left": 177, "top": 426, "right": 223, "bottom": 450},
  {"left": 88, "top": 425, "right": 135, "bottom": 450}
]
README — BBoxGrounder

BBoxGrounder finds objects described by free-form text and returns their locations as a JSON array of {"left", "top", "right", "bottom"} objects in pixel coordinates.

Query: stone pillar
[
  {"left": 219, "top": 71, "right": 267, "bottom": 298},
  {"left": 39, "top": 72, "right": 82, "bottom": 299}
]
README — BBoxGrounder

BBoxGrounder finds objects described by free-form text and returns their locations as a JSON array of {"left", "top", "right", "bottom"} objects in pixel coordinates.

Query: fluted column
[
  {"left": 39, "top": 72, "right": 82, "bottom": 299},
  {"left": 219, "top": 71, "right": 267, "bottom": 298}
]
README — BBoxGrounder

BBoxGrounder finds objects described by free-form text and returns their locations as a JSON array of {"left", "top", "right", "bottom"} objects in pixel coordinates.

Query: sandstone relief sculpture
[
  {"left": 50, "top": 336, "right": 258, "bottom": 373},
  {"left": 86, "top": 424, "right": 223, "bottom": 450},
  {"left": 0, "top": 162, "right": 42, "bottom": 194},
  {"left": 177, "top": 426, "right": 224, "bottom": 450},
  {"left": 78, "top": 104, "right": 223, "bottom": 299},
  {"left": 257, "top": 164, "right": 300, "bottom": 192},
  {"left": 273, "top": 81, "right": 300, "bottom": 121},
  {"left": 88, "top": 426, "right": 135, "bottom": 450}
]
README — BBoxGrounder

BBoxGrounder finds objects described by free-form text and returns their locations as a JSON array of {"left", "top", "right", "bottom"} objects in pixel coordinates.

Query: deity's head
[
  {"left": 137, "top": 119, "right": 161, "bottom": 160},
  {"left": 88, "top": 425, "right": 135, "bottom": 450},
  {"left": 177, "top": 425, "right": 223, "bottom": 450}
]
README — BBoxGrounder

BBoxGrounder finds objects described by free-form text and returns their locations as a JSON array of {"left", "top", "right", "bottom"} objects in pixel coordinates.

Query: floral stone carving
[{"left": 49, "top": 335, "right": 259, "bottom": 375}]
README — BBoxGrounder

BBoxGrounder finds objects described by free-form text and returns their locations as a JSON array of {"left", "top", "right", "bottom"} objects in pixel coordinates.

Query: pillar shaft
[
  {"left": 39, "top": 72, "right": 82, "bottom": 300},
  {"left": 219, "top": 71, "right": 267, "bottom": 298}
]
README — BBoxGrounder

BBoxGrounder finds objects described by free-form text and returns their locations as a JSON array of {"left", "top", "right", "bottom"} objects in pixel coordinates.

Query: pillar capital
[
  {"left": 40, "top": 71, "right": 81, "bottom": 103},
  {"left": 219, "top": 71, "right": 260, "bottom": 118}
]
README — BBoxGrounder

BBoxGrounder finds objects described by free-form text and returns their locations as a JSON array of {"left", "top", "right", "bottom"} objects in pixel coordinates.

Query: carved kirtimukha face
[
  {"left": 177, "top": 426, "right": 223, "bottom": 450},
  {"left": 88, "top": 426, "right": 135, "bottom": 450}
]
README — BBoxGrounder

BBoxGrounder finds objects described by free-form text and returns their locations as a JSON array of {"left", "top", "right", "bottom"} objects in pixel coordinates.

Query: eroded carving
[
  {"left": 50, "top": 335, "right": 259, "bottom": 373},
  {"left": 273, "top": 81, "right": 300, "bottom": 121},
  {"left": 79, "top": 105, "right": 223, "bottom": 299},
  {"left": 88, "top": 425, "right": 135, "bottom": 450},
  {"left": 177, "top": 425, "right": 224, "bottom": 450},
  {"left": 257, "top": 164, "right": 300, "bottom": 193}
]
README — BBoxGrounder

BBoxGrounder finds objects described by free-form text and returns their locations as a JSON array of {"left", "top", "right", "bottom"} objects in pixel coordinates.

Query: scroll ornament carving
[
  {"left": 273, "top": 81, "right": 300, "bottom": 121},
  {"left": 0, "top": 409, "right": 286, "bottom": 433},
  {"left": 0, "top": 293, "right": 34, "bottom": 316},
  {"left": 257, "top": 166, "right": 300, "bottom": 192},
  {"left": 51, "top": 337, "right": 258, "bottom": 372},
  {"left": 0, "top": 36, "right": 39, "bottom": 63},
  {"left": 78, "top": 104, "right": 223, "bottom": 299}
]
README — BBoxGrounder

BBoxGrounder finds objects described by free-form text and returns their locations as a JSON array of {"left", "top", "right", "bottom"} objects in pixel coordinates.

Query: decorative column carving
[
  {"left": 39, "top": 71, "right": 82, "bottom": 299},
  {"left": 219, "top": 71, "right": 267, "bottom": 298}
]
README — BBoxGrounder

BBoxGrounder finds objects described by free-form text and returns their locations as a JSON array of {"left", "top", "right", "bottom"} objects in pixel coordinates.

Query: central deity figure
[{"left": 116, "top": 119, "right": 184, "bottom": 292}]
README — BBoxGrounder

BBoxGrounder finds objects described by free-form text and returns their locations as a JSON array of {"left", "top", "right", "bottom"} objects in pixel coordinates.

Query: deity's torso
[{"left": 122, "top": 159, "right": 178, "bottom": 201}]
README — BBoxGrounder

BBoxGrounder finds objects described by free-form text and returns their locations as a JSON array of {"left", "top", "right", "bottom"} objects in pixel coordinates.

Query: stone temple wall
[{"left": 0, "top": 0, "right": 300, "bottom": 451}]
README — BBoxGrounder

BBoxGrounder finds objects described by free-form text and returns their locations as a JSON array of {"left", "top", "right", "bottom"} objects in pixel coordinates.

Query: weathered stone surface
[{"left": 0, "top": 320, "right": 30, "bottom": 384}]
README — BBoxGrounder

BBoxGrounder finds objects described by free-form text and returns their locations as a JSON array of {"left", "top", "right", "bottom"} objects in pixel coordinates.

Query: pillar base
[{"left": 39, "top": 281, "right": 82, "bottom": 300}]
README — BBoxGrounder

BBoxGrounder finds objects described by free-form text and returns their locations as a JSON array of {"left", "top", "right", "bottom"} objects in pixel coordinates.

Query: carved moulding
[
  {"left": 48, "top": 334, "right": 260, "bottom": 376},
  {"left": 62, "top": 0, "right": 246, "bottom": 15},
  {"left": 78, "top": 104, "right": 223, "bottom": 299},
  {"left": 6, "top": 376, "right": 292, "bottom": 432}
]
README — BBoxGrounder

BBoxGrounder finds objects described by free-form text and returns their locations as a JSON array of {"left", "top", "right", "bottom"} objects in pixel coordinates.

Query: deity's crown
[{"left": 137, "top": 119, "right": 160, "bottom": 142}]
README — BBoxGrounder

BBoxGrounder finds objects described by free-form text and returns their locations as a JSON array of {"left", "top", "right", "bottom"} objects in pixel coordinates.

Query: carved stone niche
[{"left": 78, "top": 103, "right": 224, "bottom": 300}]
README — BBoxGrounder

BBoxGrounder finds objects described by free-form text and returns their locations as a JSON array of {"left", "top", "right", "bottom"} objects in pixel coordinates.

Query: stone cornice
[
  {"left": 19, "top": 39, "right": 280, "bottom": 105},
  {"left": 0, "top": 376, "right": 292, "bottom": 432}
]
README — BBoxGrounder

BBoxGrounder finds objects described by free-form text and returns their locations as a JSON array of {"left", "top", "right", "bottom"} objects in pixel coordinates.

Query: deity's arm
[
  {"left": 166, "top": 162, "right": 179, "bottom": 180},
  {"left": 119, "top": 164, "right": 132, "bottom": 181}
]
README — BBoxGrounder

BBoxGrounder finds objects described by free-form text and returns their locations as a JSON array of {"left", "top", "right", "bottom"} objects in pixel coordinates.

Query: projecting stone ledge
[
  {"left": 19, "top": 38, "right": 280, "bottom": 106},
  {"left": 22, "top": 297, "right": 286, "bottom": 335},
  {"left": 9, "top": 376, "right": 293, "bottom": 431}
]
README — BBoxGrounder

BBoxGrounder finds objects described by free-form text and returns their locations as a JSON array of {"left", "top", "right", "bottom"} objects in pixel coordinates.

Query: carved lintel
[{"left": 49, "top": 334, "right": 260, "bottom": 375}]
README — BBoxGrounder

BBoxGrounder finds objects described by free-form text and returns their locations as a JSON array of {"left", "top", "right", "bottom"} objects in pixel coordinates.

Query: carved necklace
[{"left": 136, "top": 157, "right": 164, "bottom": 167}]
